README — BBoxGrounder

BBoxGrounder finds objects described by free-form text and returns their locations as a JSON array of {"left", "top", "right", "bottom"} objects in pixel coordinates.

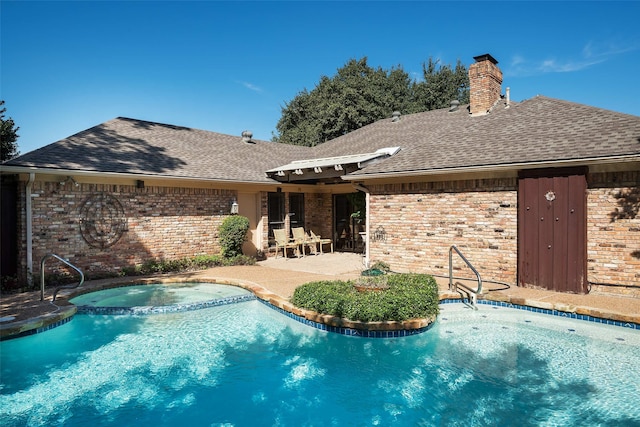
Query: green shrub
[
  {"left": 291, "top": 280, "right": 356, "bottom": 317},
  {"left": 291, "top": 273, "right": 439, "bottom": 322},
  {"left": 223, "top": 254, "right": 256, "bottom": 266},
  {"left": 218, "top": 215, "right": 250, "bottom": 258},
  {"left": 22, "top": 254, "right": 258, "bottom": 293},
  {"left": 121, "top": 254, "right": 256, "bottom": 276}
]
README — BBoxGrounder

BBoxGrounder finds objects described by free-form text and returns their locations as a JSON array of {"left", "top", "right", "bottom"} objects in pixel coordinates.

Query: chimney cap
[{"left": 473, "top": 54, "right": 498, "bottom": 65}]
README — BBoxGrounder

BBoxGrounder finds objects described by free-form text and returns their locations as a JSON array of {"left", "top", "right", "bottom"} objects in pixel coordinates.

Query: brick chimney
[{"left": 469, "top": 54, "right": 503, "bottom": 116}]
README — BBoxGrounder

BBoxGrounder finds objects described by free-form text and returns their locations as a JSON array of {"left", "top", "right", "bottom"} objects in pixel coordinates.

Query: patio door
[
  {"left": 267, "top": 192, "right": 285, "bottom": 243},
  {"left": 289, "top": 193, "right": 305, "bottom": 230},
  {"left": 333, "top": 193, "right": 365, "bottom": 252},
  {"left": 518, "top": 168, "right": 588, "bottom": 293}
]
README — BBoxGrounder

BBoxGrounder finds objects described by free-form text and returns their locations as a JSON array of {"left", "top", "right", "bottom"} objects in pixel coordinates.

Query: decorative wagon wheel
[{"left": 79, "top": 193, "right": 127, "bottom": 249}]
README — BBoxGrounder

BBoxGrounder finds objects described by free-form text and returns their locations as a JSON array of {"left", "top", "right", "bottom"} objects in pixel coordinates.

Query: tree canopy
[
  {"left": 1, "top": 101, "right": 20, "bottom": 162},
  {"left": 274, "top": 57, "right": 469, "bottom": 146},
  {"left": 412, "top": 58, "right": 470, "bottom": 112}
]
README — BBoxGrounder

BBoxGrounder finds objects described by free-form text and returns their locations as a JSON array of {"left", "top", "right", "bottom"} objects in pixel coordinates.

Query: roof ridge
[{"left": 518, "top": 95, "right": 640, "bottom": 118}]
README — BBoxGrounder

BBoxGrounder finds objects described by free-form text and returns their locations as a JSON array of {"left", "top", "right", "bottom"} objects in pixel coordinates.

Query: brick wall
[
  {"left": 306, "top": 193, "right": 333, "bottom": 240},
  {"left": 259, "top": 191, "right": 269, "bottom": 250},
  {"left": 16, "top": 181, "right": 27, "bottom": 283},
  {"left": 367, "top": 172, "right": 640, "bottom": 296},
  {"left": 20, "top": 181, "right": 236, "bottom": 281},
  {"left": 587, "top": 171, "right": 640, "bottom": 296},
  {"left": 368, "top": 178, "right": 518, "bottom": 285},
  {"left": 14, "top": 170, "right": 638, "bottom": 295}
]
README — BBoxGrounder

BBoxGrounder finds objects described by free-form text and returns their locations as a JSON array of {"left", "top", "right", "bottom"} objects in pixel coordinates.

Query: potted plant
[{"left": 353, "top": 274, "right": 389, "bottom": 292}]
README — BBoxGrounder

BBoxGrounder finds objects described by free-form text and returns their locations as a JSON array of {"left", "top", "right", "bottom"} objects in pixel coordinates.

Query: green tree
[
  {"left": 411, "top": 57, "right": 469, "bottom": 112},
  {"left": 1, "top": 100, "right": 20, "bottom": 162},
  {"left": 274, "top": 58, "right": 414, "bottom": 146},
  {"left": 274, "top": 57, "right": 469, "bottom": 146}
]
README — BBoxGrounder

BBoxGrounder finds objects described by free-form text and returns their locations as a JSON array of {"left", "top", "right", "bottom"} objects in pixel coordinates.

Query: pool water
[
  {"left": 1, "top": 299, "right": 639, "bottom": 426},
  {"left": 69, "top": 283, "right": 251, "bottom": 307}
]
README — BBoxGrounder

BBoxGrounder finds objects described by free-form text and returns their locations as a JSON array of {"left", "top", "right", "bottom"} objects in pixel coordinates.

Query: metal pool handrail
[
  {"left": 449, "top": 245, "right": 483, "bottom": 309},
  {"left": 40, "top": 253, "right": 85, "bottom": 302}
]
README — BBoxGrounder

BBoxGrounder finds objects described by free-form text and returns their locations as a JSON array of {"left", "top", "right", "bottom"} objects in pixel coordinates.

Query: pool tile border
[
  {"left": 3, "top": 278, "right": 639, "bottom": 340},
  {"left": 258, "top": 298, "right": 435, "bottom": 338},
  {"left": 18, "top": 316, "right": 74, "bottom": 338},
  {"left": 0, "top": 310, "right": 76, "bottom": 341},
  {"left": 6, "top": 296, "right": 637, "bottom": 341}
]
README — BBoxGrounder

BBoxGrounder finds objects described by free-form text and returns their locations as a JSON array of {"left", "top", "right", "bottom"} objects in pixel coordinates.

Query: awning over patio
[{"left": 266, "top": 147, "right": 400, "bottom": 183}]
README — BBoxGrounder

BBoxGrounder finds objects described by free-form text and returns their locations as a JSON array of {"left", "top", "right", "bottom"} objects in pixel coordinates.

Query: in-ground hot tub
[{"left": 69, "top": 282, "right": 255, "bottom": 315}]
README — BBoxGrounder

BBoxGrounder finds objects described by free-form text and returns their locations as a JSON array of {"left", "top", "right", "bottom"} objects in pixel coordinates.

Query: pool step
[{"left": 452, "top": 281, "right": 478, "bottom": 310}]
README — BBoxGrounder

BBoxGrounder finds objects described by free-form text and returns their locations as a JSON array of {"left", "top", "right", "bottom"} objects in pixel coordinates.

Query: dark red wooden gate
[{"left": 518, "top": 168, "right": 588, "bottom": 293}]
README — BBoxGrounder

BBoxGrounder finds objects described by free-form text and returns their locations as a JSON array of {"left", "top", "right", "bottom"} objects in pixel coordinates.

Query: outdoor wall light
[
  {"left": 276, "top": 170, "right": 285, "bottom": 176},
  {"left": 293, "top": 169, "right": 304, "bottom": 175},
  {"left": 230, "top": 199, "right": 239, "bottom": 215},
  {"left": 313, "top": 167, "right": 322, "bottom": 173}
]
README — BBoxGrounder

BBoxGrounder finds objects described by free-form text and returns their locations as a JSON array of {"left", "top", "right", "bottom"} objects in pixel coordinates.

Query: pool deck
[{"left": 2, "top": 253, "right": 639, "bottom": 339}]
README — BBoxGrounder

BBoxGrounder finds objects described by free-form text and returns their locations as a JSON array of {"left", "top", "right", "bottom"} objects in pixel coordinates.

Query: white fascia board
[
  {"left": 340, "top": 155, "right": 640, "bottom": 181},
  {"left": 266, "top": 147, "right": 401, "bottom": 173}
]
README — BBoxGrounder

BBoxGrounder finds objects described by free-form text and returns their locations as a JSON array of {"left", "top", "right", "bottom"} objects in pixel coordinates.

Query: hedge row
[{"left": 122, "top": 254, "right": 256, "bottom": 276}]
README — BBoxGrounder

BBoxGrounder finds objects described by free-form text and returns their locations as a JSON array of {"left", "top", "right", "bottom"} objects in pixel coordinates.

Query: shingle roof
[
  {"left": 3, "top": 96, "right": 639, "bottom": 182},
  {"left": 3, "top": 117, "right": 311, "bottom": 183},
  {"left": 312, "top": 95, "right": 640, "bottom": 178}
]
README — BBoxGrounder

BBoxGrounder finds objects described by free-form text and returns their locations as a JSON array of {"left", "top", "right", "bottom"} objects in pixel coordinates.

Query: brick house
[{"left": 2, "top": 54, "right": 639, "bottom": 297}]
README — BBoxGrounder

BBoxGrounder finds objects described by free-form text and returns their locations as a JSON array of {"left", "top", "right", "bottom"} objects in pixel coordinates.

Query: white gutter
[
  {"left": 26, "top": 172, "right": 35, "bottom": 286},
  {"left": 352, "top": 183, "right": 370, "bottom": 268},
  {"left": 0, "top": 166, "right": 282, "bottom": 187},
  {"left": 340, "top": 155, "right": 640, "bottom": 181}
]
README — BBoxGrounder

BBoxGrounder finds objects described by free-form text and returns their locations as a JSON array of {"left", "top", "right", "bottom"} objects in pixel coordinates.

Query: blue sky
[{"left": 2, "top": 1, "right": 639, "bottom": 155}]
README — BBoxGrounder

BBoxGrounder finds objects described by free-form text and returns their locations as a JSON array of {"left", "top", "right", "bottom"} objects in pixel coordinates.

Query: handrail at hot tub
[
  {"left": 40, "top": 253, "right": 85, "bottom": 302},
  {"left": 449, "top": 245, "right": 482, "bottom": 309}
]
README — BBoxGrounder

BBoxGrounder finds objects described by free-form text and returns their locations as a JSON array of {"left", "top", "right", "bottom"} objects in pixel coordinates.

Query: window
[{"left": 268, "top": 192, "right": 285, "bottom": 241}]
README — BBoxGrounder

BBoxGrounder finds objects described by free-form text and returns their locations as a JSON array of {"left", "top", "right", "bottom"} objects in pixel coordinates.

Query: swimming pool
[{"left": 1, "top": 290, "right": 639, "bottom": 426}]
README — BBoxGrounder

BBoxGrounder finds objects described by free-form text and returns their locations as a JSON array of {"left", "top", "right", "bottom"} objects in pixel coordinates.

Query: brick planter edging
[{"left": 198, "top": 276, "right": 437, "bottom": 335}]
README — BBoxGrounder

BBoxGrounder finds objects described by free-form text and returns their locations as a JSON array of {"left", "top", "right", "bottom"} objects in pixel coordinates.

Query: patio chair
[
  {"left": 292, "top": 227, "right": 316, "bottom": 256},
  {"left": 273, "top": 228, "right": 301, "bottom": 259},
  {"left": 309, "top": 230, "right": 333, "bottom": 254}
]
